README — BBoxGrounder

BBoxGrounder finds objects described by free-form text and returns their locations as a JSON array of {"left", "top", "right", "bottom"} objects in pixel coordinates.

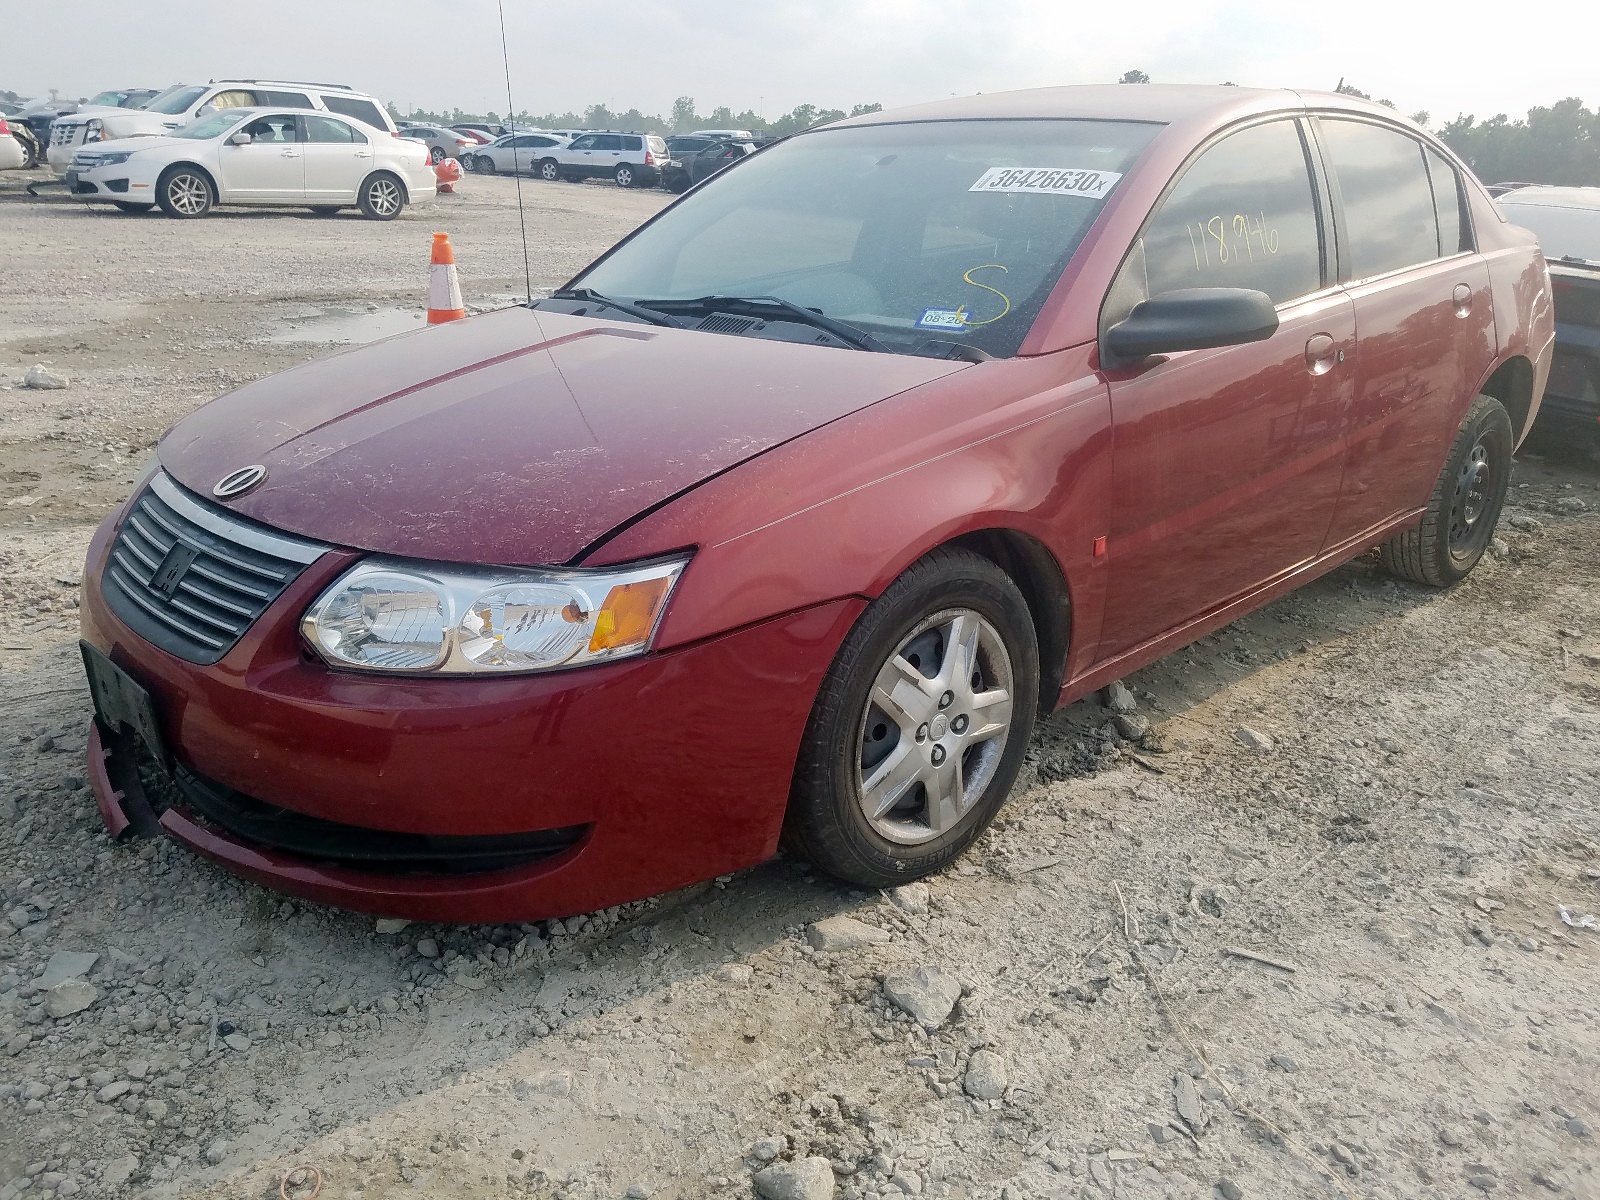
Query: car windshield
[
  {"left": 143, "top": 86, "right": 207, "bottom": 116},
  {"left": 1500, "top": 200, "right": 1600, "bottom": 263},
  {"left": 87, "top": 91, "right": 128, "bottom": 106},
  {"left": 573, "top": 118, "right": 1161, "bottom": 358},
  {"left": 172, "top": 111, "right": 248, "bottom": 141}
]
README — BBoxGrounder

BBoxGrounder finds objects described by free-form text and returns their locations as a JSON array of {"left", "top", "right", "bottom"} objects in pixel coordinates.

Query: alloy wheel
[
  {"left": 854, "top": 608, "right": 1014, "bottom": 846},
  {"left": 168, "top": 175, "right": 208, "bottom": 216},
  {"left": 367, "top": 179, "right": 401, "bottom": 216}
]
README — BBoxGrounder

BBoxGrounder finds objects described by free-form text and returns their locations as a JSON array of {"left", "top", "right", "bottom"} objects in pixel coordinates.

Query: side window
[
  {"left": 303, "top": 115, "right": 362, "bottom": 144},
  {"left": 321, "top": 95, "right": 386, "bottom": 129},
  {"left": 569, "top": 135, "right": 596, "bottom": 151},
  {"left": 1122, "top": 120, "right": 1323, "bottom": 308},
  {"left": 594, "top": 135, "right": 624, "bottom": 151},
  {"left": 531, "top": 137, "right": 556, "bottom": 148},
  {"left": 1320, "top": 120, "right": 1439, "bottom": 279},
  {"left": 261, "top": 91, "right": 312, "bottom": 108},
  {"left": 242, "top": 115, "right": 297, "bottom": 143},
  {"left": 622, "top": 136, "right": 643, "bottom": 151},
  {"left": 1424, "top": 147, "right": 1467, "bottom": 255},
  {"left": 210, "top": 90, "right": 258, "bottom": 110}
]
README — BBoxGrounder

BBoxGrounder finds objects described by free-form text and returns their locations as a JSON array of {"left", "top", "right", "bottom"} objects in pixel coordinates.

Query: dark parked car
[
  {"left": 659, "top": 134, "right": 728, "bottom": 192},
  {"left": 1497, "top": 186, "right": 1600, "bottom": 440},
  {"left": 80, "top": 85, "right": 1552, "bottom": 923},
  {"left": 686, "top": 136, "right": 777, "bottom": 187}
]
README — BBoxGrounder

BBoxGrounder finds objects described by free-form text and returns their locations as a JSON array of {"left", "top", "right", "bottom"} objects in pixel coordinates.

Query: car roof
[
  {"left": 1496, "top": 185, "right": 1600, "bottom": 211},
  {"left": 829, "top": 83, "right": 1409, "bottom": 130}
]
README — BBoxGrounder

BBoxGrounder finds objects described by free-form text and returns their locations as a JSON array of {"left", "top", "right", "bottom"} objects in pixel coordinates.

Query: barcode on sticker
[{"left": 970, "top": 167, "right": 1122, "bottom": 198}]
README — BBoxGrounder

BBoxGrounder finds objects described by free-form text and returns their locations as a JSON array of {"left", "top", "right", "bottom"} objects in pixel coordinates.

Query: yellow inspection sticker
[{"left": 970, "top": 167, "right": 1122, "bottom": 198}]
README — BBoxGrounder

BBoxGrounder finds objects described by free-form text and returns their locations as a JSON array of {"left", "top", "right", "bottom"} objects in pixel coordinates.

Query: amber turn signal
[{"left": 589, "top": 577, "right": 674, "bottom": 653}]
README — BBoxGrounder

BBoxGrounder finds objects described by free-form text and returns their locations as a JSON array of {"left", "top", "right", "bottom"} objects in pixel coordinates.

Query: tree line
[{"left": 395, "top": 96, "right": 882, "bottom": 138}]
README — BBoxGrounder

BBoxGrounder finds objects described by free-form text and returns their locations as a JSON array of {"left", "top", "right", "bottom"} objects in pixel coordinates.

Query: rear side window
[
  {"left": 1320, "top": 120, "right": 1439, "bottom": 279},
  {"left": 260, "top": 90, "right": 312, "bottom": 107},
  {"left": 210, "top": 90, "right": 259, "bottom": 110},
  {"left": 303, "top": 115, "right": 362, "bottom": 144},
  {"left": 1425, "top": 147, "right": 1467, "bottom": 255},
  {"left": 623, "top": 136, "right": 642, "bottom": 151},
  {"left": 594, "top": 135, "right": 624, "bottom": 151},
  {"left": 1130, "top": 119, "right": 1323, "bottom": 306},
  {"left": 321, "top": 95, "right": 387, "bottom": 129}
]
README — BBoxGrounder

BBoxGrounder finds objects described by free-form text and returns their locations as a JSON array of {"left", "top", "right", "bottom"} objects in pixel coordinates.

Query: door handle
[
  {"left": 1452, "top": 283, "right": 1472, "bottom": 317},
  {"left": 280, "top": 149, "right": 299, "bottom": 158},
  {"left": 1305, "top": 333, "right": 1341, "bottom": 376},
  {"left": 355, "top": 151, "right": 372, "bottom": 158}
]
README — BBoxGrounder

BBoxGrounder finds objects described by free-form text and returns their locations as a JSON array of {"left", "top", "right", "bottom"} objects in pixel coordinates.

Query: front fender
[{"left": 587, "top": 345, "right": 1112, "bottom": 675}]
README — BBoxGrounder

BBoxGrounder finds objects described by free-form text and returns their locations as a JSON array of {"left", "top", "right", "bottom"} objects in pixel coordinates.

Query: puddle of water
[{"left": 266, "top": 306, "right": 426, "bottom": 345}]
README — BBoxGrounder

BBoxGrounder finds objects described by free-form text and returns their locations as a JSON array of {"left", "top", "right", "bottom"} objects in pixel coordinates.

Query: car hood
[
  {"left": 90, "top": 133, "right": 189, "bottom": 155},
  {"left": 159, "top": 307, "right": 964, "bottom": 566}
]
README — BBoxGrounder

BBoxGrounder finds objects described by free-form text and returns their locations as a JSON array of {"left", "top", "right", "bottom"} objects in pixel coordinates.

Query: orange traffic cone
[{"left": 427, "top": 232, "right": 466, "bottom": 324}]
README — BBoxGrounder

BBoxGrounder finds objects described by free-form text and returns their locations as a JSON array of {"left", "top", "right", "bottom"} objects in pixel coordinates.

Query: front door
[
  {"left": 1097, "top": 117, "right": 1355, "bottom": 658},
  {"left": 219, "top": 113, "right": 302, "bottom": 201},
  {"left": 298, "top": 114, "right": 368, "bottom": 203},
  {"left": 1314, "top": 119, "right": 1498, "bottom": 540}
]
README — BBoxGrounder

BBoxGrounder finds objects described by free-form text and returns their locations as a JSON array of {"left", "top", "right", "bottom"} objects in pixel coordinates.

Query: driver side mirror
[
  {"left": 197, "top": 104, "right": 217, "bottom": 118},
  {"left": 228, "top": 131, "right": 251, "bottom": 146},
  {"left": 1103, "top": 288, "right": 1279, "bottom": 364}
]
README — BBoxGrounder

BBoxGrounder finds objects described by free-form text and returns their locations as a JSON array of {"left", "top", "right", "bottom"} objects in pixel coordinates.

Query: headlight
[
  {"left": 84, "top": 119, "right": 104, "bottom": 143},
  {"left": 91, "top": 151, "right": 133, "bottom": 166},
  {"left": 302, "top": 555, "right": 689, "bottom": 675}
]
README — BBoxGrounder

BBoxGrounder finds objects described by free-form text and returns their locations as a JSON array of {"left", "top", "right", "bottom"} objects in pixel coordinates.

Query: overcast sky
[{"left": 11, "top": 1, "right": 1593, "bottom": 124}]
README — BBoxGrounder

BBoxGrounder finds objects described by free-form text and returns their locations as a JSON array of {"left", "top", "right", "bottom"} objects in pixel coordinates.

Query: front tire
[
  {"left": 1379, "top": 393, "right": 1513, "bottom": 586},
  {"left": 156, "top": 167, "right": 212, "bottom": 218},
  {"left": 538, "top": 158, "right": 560, "bottom": 182},
  {"left": 785, "top": 548, "right": 1040, "bottom": 887},
  {"left": 358, "top": 172, "right": 405, "bottom": 221}
]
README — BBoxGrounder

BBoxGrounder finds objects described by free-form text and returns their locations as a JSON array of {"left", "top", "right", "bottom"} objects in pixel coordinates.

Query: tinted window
[
  {"left": 303, "top": 115, "right": 362, "bottom": 144},
  {"left": 1425, "top": 147, "right": 1467, "bottom": 255},
  {"left": 594, "top": 135, "right": 624, "bottom": 151},
  {"left": 1321, "top": 120, "right": 1439, "bottom": 279},
  {"left": 530, "top": 137, "right": 558, "bottom": 147},
  {"left": 1130, "top": 119, "right": 1322, "bottom": 306},
  {"left": 623, "top": 136, "right": 642, "bottom": 151},
  {"left": 260, "top": 91, "right": 312, "bottom": 107},
  {"left": 576, "top": 118, "right": 1160, "bottom": 359},
  {"left": 322, "top": 95, "right": 386, "bottom": 129}
]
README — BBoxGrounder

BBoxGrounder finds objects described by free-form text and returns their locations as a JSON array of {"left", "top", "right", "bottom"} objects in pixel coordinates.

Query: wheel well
[
  {"left": 1480, "top": 356, "right": 1535, "bottom": 445},
  {"left": 949, "top": 529, "right": 1071, "bottom": 711},
  {"left": 160, "top": 162, "right": 217, "bottom": 200}
]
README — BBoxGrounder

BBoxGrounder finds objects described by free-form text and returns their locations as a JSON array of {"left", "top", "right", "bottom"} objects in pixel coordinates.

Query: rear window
[
  {"left": 1320, "top": 119, "right": 1441, "bottom": 279},
  {"left": 260, "top": 90, "right": 312, "bottom": 107},
  {"left": 575, "top": 118, "right": 1161, "bottom": 359},
  {"left": 1498, "top": 200, "right": 1600, "bottom": 262},
  {"left": 321, "top": 95, "right": 388, "bottom": 130}
]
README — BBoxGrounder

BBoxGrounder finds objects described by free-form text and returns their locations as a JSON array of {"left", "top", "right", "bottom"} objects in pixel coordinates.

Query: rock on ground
[
  {"left": 37, "top": 950, "right": 99, "bottom": 988},
  {"left": 753, "top": 1156, "right": 835, "bottom": 1200},
  {"left": 22, "top": 364, "right": 69, "bottom": 389},
  {"left": 1234, "top": 726, "right": 1274, "bottom": 751},
  {"left": 882, "top": 965, "right": 962, "bottom": 1029},
  {"left": 43, "top": 978, "right": 98, "bottom": 1018},
  {"left": 805, "top": 915, "right": 889, "bottom": 952},
  {"left": 963, "top": 1049, "right": 1008, "bottom": 1099}
]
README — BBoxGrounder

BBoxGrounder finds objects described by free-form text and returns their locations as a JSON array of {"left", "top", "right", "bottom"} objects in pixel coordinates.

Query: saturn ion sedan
[
  {"left": 64, "top": 107, "right": 435, "bottom": 219},
  {"left": 80, "top": 85, "right": 1553, "bottom": 922}
]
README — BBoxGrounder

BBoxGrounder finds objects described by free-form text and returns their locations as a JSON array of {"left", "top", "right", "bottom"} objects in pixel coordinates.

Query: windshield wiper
[
  {"left": 644, "top": 294, "right": 891, "bottom": 353},
  {"left": 547, "top": 287, "right": 685, "bottom": 329}
]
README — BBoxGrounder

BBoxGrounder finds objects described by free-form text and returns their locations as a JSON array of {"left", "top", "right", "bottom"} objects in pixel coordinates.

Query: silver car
[
  {"left": 396, "top": 123, "right": 473, "bottom": 165},
  {"left": 466, "top": 132, "right": 571, "bottom": 175}
]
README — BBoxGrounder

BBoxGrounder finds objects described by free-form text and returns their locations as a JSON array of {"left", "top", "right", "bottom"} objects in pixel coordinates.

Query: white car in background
[
  {"left": 467, "top": 131, "right": 570, "bottom": 175},
  {"left": 64, "top": 108, "right": 434, "bottom": 220},
  {"left": 47, "top": 79, "right": 399, "bottom": 173}
]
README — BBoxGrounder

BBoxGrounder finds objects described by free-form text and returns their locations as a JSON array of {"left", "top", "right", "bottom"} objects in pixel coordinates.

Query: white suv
[
  {"left": 47, "top": 80, "right": 398, "bottom": 173},
  {"left": 536, "top": 132, "right": 669, "bottom": 189}
]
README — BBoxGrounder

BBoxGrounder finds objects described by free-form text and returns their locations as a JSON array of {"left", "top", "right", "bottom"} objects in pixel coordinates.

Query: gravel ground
[{"left": 1, "top": 166, "right": 1599, "bottom": 1200}]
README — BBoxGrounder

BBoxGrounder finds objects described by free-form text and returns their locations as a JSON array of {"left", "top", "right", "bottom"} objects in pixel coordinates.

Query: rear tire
[
  {"left": 429, "top": 146, "right": 446, "bottom": 165},
  {"left": 357, "top": 172, "right": 405, "bottom": 221},
  {"left": 1379, "top": 393, "right": 1513, "bottom": 586},
  {"left": 784, "top": 548, "right": 1040, "bottom": 888},
  {"left": 614, "top": 163, "right": 636, "bottom": 188},
  {"left": 155, "top": 167, "right": 212, "bottom": 218}
]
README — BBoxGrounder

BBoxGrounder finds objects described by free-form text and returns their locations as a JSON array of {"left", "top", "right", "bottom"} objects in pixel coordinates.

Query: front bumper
[{"left": 80, "top": 506, "right": 860, "bottom": 922}]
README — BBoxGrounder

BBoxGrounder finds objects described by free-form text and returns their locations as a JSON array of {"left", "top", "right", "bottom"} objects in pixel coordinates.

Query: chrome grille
[
  {"left": 51, "top": 122, "right": 81, "bottom": 147},
  {"left": 103, "top": 472, "right": 325, "bottom": 665}
]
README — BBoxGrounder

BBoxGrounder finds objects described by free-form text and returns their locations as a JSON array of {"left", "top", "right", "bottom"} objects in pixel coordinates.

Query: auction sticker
[
  {"left": 917, "top": 307, "right": 969, "bottom": 330},
  {"left": 970, "top": 167, "right": 1122, "bottom": 198}
]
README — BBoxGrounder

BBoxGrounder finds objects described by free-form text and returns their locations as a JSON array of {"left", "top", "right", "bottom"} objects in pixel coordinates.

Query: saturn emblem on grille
[{"left": 212, "top": 465, "right": 267, "bottom": 499}]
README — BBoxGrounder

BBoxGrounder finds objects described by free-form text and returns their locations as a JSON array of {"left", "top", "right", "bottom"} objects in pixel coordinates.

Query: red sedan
[{"left": 81, "top": 85, "right": 1554, "bottom": 921}]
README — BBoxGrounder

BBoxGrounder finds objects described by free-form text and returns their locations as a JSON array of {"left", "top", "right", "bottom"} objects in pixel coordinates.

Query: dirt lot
[{"left": 1, "top": 167, "right": 1598, "bottom": 1200}]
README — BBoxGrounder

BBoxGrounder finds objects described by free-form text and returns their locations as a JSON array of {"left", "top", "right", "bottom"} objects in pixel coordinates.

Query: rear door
[
  {"left": 1314, "top": 118, "right": 1495, "bottom": 542},
  {"left": 219, "top": 112, "right": 303, "bottom": 201},
  {"left": 1096, "top": 117, "right": 1357, "bottom": 657},
  {"left": 299, "top": 114, "right": 369, "bottom": 202}
]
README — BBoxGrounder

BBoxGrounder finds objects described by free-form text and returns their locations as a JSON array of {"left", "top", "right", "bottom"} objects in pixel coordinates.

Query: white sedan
[
  {"left": 64, "top": 107, "right": 436, "bottom": 220},
  {"left": 466, "top": 131, "right": 570, "bottom": 176}
]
